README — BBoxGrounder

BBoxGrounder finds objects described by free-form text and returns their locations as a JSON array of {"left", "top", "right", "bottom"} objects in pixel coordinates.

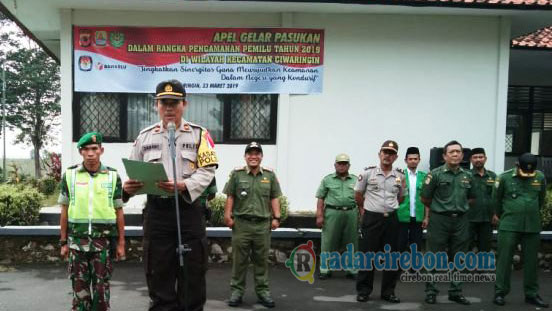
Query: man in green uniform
[
  {"left": 493, "top": 153, "right": 548, "bottom": 308},
  {"left": 59, "top": 132, "right": 126, "bottom": 311},
  {"left": 316, "top": 153, "right": 358, "bottom": 280},
  {"left": 224, "top": 142, "right": 282, "bottom": 308},
  {"left": 468, "top": 148, "right": 496, "bottom": 253},
  {"left": 421, "top": 140, "right": 473, "bottom": 305}
]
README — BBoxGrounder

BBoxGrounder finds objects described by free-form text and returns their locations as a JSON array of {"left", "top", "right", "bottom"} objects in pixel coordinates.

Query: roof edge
[{"left": 0, "top": 2, "right": 60, "bottom": 64}]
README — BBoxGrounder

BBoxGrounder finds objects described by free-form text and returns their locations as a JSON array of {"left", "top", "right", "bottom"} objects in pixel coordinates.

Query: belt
[
  {"left": 325, "top": 205, "right": 356, "bottom": 211},
  {"left": 364, "top": 210, "right": 396, "bottom": 218},
  {"left": 236, "top": 215, "right": 270, "bottom": 222},
  {"left": 433, "top": 211, "right": 466, "bottom": 218}
]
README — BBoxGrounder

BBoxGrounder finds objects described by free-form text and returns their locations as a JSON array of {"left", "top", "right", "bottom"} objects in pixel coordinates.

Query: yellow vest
[{"left": 66, "top": 167, "right": 117, "bottom": 234}]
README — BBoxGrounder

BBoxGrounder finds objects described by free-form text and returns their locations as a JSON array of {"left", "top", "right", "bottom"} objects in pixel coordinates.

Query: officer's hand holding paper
[{"left": 123, "top": 158, "right": 169, "bottom": 196}]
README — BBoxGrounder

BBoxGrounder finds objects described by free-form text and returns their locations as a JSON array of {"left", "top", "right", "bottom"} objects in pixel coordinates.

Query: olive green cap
[
  {"left": 335, "top": 153, "right": 350, "bottom": 163},
  {"left": 77, "top": 132, "right": 103, "bottom": 149}
]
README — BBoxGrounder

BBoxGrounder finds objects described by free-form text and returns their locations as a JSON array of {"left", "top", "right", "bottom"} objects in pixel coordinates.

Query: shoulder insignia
[
  {"left": 139, "top": 123, "right": 159, "bottom": 135},
  {"left": 262, "top": 166, "right": 274, "bottom": 172},
  {"left": 424, "top": 173, "right": 433, "bottom": 185},
  {"left": 234, "top": 166, "right": 246, "bottom": 171},
  {"left": 106, "top": 166, "right": 117, "bottom": 171},
  {"left": 395, "top": 168, "right": 405, "bottom": 174},
  {"left": 364, "top": 166, "right": 376, "bottom": 171},
  {"left": 187, "top": 121, "right": 202, "bottom": 129},
  {"left": 67, "top": 164, "right": 78, "bottom": 169}
]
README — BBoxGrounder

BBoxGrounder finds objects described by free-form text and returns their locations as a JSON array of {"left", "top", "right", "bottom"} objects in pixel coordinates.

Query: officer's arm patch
[
  {"left": 197, "top": 129, "right": 218, "bottom": 167},
  {"left": 424, "top": 174, "right": 432, "bottom": 185},
  {"left": 358, "top": 174, "right": 363, "bottom": 181}
]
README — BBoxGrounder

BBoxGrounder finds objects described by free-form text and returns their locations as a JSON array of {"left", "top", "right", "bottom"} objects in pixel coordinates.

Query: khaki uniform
[
  {"left": 495, "top": 169, "right": 547, "bottom": 299},
  {"left": 421, "top": 164, "right": 474, "bottom": 297},
  {"left": 354, "top": 166, "right": 405, "bottom": 298},
  {"left": 130, "top": 119, "right": 217, "bottom": 311},
  {"left": 223, "top": 166, "right": 282, "bottom": 298},
  {"left": 316, "top": 173, "right": 358, "bottom": 276}
]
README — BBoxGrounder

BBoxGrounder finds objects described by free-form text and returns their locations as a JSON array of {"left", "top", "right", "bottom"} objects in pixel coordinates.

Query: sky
[{"left": 0, "top": 16, "right": 61, "bottom": 159}]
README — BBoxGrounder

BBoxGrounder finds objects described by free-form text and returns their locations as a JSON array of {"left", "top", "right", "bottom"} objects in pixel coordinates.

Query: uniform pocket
[
  {"left": 144, "top": 150, "right": 162, "bottom": 163},
  {"left": 181, "top": 151, "right": 198, "bottom": 177},
  {"left": 238, "top": 181, "right": 250, "bottom": 198}
]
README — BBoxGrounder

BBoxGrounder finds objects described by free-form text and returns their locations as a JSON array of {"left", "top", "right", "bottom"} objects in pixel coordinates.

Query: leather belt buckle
[
  {"left": 383, "top": 212, "right": 389, "bottom": 217},
  {"left": 451, "top": 213, "right": 458, "bottom": 217}
]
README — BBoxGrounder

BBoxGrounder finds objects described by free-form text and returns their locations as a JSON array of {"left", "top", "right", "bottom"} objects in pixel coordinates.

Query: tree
[{"left": 1, "top": 12, "right": 60, "bottom": 178}]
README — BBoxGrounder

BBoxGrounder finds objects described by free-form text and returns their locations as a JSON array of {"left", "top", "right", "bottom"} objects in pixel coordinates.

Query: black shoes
[
  {"left": 319, "top": 273, "right": 330, "bottom": 280},
  {"left": 381, "top": 294, "right": 400, "bottom": 303},
  {"left": 493, "top": 295, "right": 505, "bottom": 306},
  {"left": 356, "top": 294, "right": 369, "bottom": 302},
  {"left": 448, "top": 295, "right": 471, "bottom": 305},
  {"left": 258, "top": 295, "right": 275, "bottom": 308},
  {"left": 425, "top": 294, "right": 436, "bottom": 304},
  {"left": 526, "top": 295, "right": 549, "bottom": 308},
  {"left": 228, "top": 294, "right": 243, "bottom": 307}
]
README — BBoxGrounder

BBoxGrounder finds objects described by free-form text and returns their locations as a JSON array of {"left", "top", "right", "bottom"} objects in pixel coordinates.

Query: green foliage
[
  {"left": 37, "top": 177, "right": 58, "bottom": 195},
  {"left": 0, "top": 184, "right": 44, "bottom": 226},
  {"left": 6, "top": 162, "right": 30, "bottom": 184},
  {"left": 207, "top": 194, "right": 290, "bottom": 227}
]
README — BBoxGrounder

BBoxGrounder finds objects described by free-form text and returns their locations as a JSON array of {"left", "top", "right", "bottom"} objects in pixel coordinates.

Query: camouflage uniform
[{"left": 58, "top": 163, "right": 123, "bottom": 311}]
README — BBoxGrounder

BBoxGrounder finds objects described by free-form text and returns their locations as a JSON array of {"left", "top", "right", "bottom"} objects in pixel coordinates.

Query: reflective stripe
[{"left": 88, "top": 175, "right": 94, "bottom": 235}]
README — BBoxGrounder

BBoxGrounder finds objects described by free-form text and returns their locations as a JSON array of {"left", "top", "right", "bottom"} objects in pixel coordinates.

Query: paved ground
[{"left": 0, "top": 262, "right": 551, "bottom": 311}]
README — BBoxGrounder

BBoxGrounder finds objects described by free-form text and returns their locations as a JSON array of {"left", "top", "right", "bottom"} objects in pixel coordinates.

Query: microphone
[{"left": 168, "top": 121, "right": 176, "bottom": 159}]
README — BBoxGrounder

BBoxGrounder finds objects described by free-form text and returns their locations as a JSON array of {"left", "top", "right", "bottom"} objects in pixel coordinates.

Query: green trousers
[
  {"left": 425, "top": 212, "right": 470, "bottom": 296},
  {"left": 230, "top": 217, "right": 271, "bottom": 297},
  {"left": 469, "top": 221, "right": 492, "bottom": 252},
  {"left": 495, "top": 230, "right": 539, "bottom": 298},
  {"left": 320, "top": 208, "right": 358, "bottom": 275}
]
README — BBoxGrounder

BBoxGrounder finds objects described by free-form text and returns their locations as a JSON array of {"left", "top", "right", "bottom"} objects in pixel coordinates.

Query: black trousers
[
  {"left": 398, "top": 217, "right": 423, "bottom": 252},
  {"left": 356, "top": 210, "right": 400, "bottom": 297},
  {"left": 143, "top": 196, "right": 208, "bottom": 311}
]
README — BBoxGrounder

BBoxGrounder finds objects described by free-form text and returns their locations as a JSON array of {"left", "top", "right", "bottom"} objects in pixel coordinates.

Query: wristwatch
[
  {"left": 59, "top": 240, "right": 67, "bottom": 247},
  {"left": 273, "top": 217, "right": 281, "bottom": 222}
]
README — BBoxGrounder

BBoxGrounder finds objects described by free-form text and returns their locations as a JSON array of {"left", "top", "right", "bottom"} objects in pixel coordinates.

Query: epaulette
[
  {"left": 106, "top": 166, "right": 117, "bottom": 171},
  {"left": 262, "top": 166, "right": 274, "bottom": 172},
  {"left": 234, "top": 166, "right": 246, "bottom": 171},
  {"left": 187, "top": 121, "right": 203, "bottom": 129},
  {"left": 139, "top": 123, "right": 159, "bottom": 135},
  {"left": 364, "top": 166, "right": 376, "bottom": 171},
  {"left": 67, "top": 164, "right": 78, "bottom": 169}
]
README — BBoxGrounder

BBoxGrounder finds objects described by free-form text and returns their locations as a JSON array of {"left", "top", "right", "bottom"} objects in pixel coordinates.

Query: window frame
[{"left": 72, "top": 91, "right": 278, "bottom": 144}]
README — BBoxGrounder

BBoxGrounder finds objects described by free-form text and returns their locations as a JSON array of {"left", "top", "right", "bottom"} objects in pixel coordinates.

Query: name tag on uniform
[{"left": 261, "top": 177, "right": 270, "bottom": 184}]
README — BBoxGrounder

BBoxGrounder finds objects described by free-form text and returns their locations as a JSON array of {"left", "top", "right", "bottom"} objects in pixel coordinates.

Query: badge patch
[
  {"left": 424, "top": 174, "right": 432, "bottom": 185},
  {"left": 358, "top": 175, "right": 363, "bottom": 181}
]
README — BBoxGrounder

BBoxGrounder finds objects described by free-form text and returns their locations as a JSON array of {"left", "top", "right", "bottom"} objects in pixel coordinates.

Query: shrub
[
  {"left": 38, "top": 177, "right": 59, "bottom": 195},
  {"left": 0, "top": 184, "right": 44, "bottom": 226},
  {"left": 207, "top": 194, "right": 290, "bottom": 227}
]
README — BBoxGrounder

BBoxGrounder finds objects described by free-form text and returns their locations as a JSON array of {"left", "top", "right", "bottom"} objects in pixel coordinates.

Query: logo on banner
[
  {"left": 79, "top": 30, "right": 91, "bottom": 47},
  {"left": 109, "top": 32, "right": 125, "bottom": 48},
  {"left": 95, "top": 31, "right": 107, "bottom": 46},
  {"left": 96, "top": 62, "right": 104, "bottom": 71},
  {"left": 78, "top": 56, "right": 93, "bottom": 71}
]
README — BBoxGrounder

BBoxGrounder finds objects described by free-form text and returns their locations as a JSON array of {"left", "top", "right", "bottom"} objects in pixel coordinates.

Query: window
[
  {"left": 506, "top": 86, "right": 552, "bottom": 156},
  {"left": 73, "top": 93, "right": 278, "bottom": 144}
]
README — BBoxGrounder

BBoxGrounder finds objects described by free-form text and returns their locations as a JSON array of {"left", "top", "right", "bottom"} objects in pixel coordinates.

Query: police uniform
[
  {"left": 128, "top": 80, "right": 217, "bottom": 311},
  {"left": 355, "top": 141, "right": 405, "bottom": 302},
  {"left": 468, "top": 167, "right": 496, "bottom": 252},
  {"left": 223, "top": 142, "right": 282, "bottom": 308},
  {"left": 58, "top": 132, "right": 124, "bottom": 311},
  {"left": 494, "top": 153, "right": 548, "bottom": 307},
  {"left": 421, "top": 161, "right": 473, "bottom": 303},
  {"left": 316, "top": 153, "right": 358, "bottom": 278}
]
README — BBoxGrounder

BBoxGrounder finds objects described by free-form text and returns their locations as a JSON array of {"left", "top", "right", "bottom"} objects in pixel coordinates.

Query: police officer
[
  {"left": 468, "top": 148, "right": 496, "bottom": 253},
  {"left": 223, "top": 142, "right": 282, "bottom": 308},
  {"left": 123, "top": 80, "right": 218, "bottom": 311},
  {"left": 59, "top": 132, "right": 126, "bottom": 311},
  {"left": 355, "top": 140, "right": 405, "bottom": 303},
  {"left": 493, "top": 153, "right": 548, "bottom": 308},
  {"left": 421, "top": 140, "right": 473, "bottom": 305},
  {"left": 316, "top": 153, "right": 358, "bottom": 280}
]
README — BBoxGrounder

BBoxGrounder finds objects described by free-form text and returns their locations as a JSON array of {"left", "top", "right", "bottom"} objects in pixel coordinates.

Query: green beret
[{"left": 77, "top": 132, "right": 103, "bottom": 149}]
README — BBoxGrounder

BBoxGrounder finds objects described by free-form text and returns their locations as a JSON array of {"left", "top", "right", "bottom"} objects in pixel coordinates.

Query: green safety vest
[{"left": 66, "top": 168, "right": 117, "bottom": 234}]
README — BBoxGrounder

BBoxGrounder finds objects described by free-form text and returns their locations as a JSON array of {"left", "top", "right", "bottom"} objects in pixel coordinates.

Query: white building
[{"left": 1, "top": 0, "right": 551, "bottom": 211}]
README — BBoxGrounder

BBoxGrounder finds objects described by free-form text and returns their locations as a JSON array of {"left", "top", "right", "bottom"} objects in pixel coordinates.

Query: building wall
[{"left": 60, "top": 10, "right": 510, "bottom": 211}]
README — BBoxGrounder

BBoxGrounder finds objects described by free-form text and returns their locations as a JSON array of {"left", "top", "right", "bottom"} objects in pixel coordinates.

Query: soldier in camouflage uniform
[{"left": 59, "top": 132, "right": 126, "bottom": 311}]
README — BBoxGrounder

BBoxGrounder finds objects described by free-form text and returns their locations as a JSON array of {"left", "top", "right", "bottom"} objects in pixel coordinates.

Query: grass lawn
[{"left": 41, "top": 192, "right": 59, "bottom": 207}]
